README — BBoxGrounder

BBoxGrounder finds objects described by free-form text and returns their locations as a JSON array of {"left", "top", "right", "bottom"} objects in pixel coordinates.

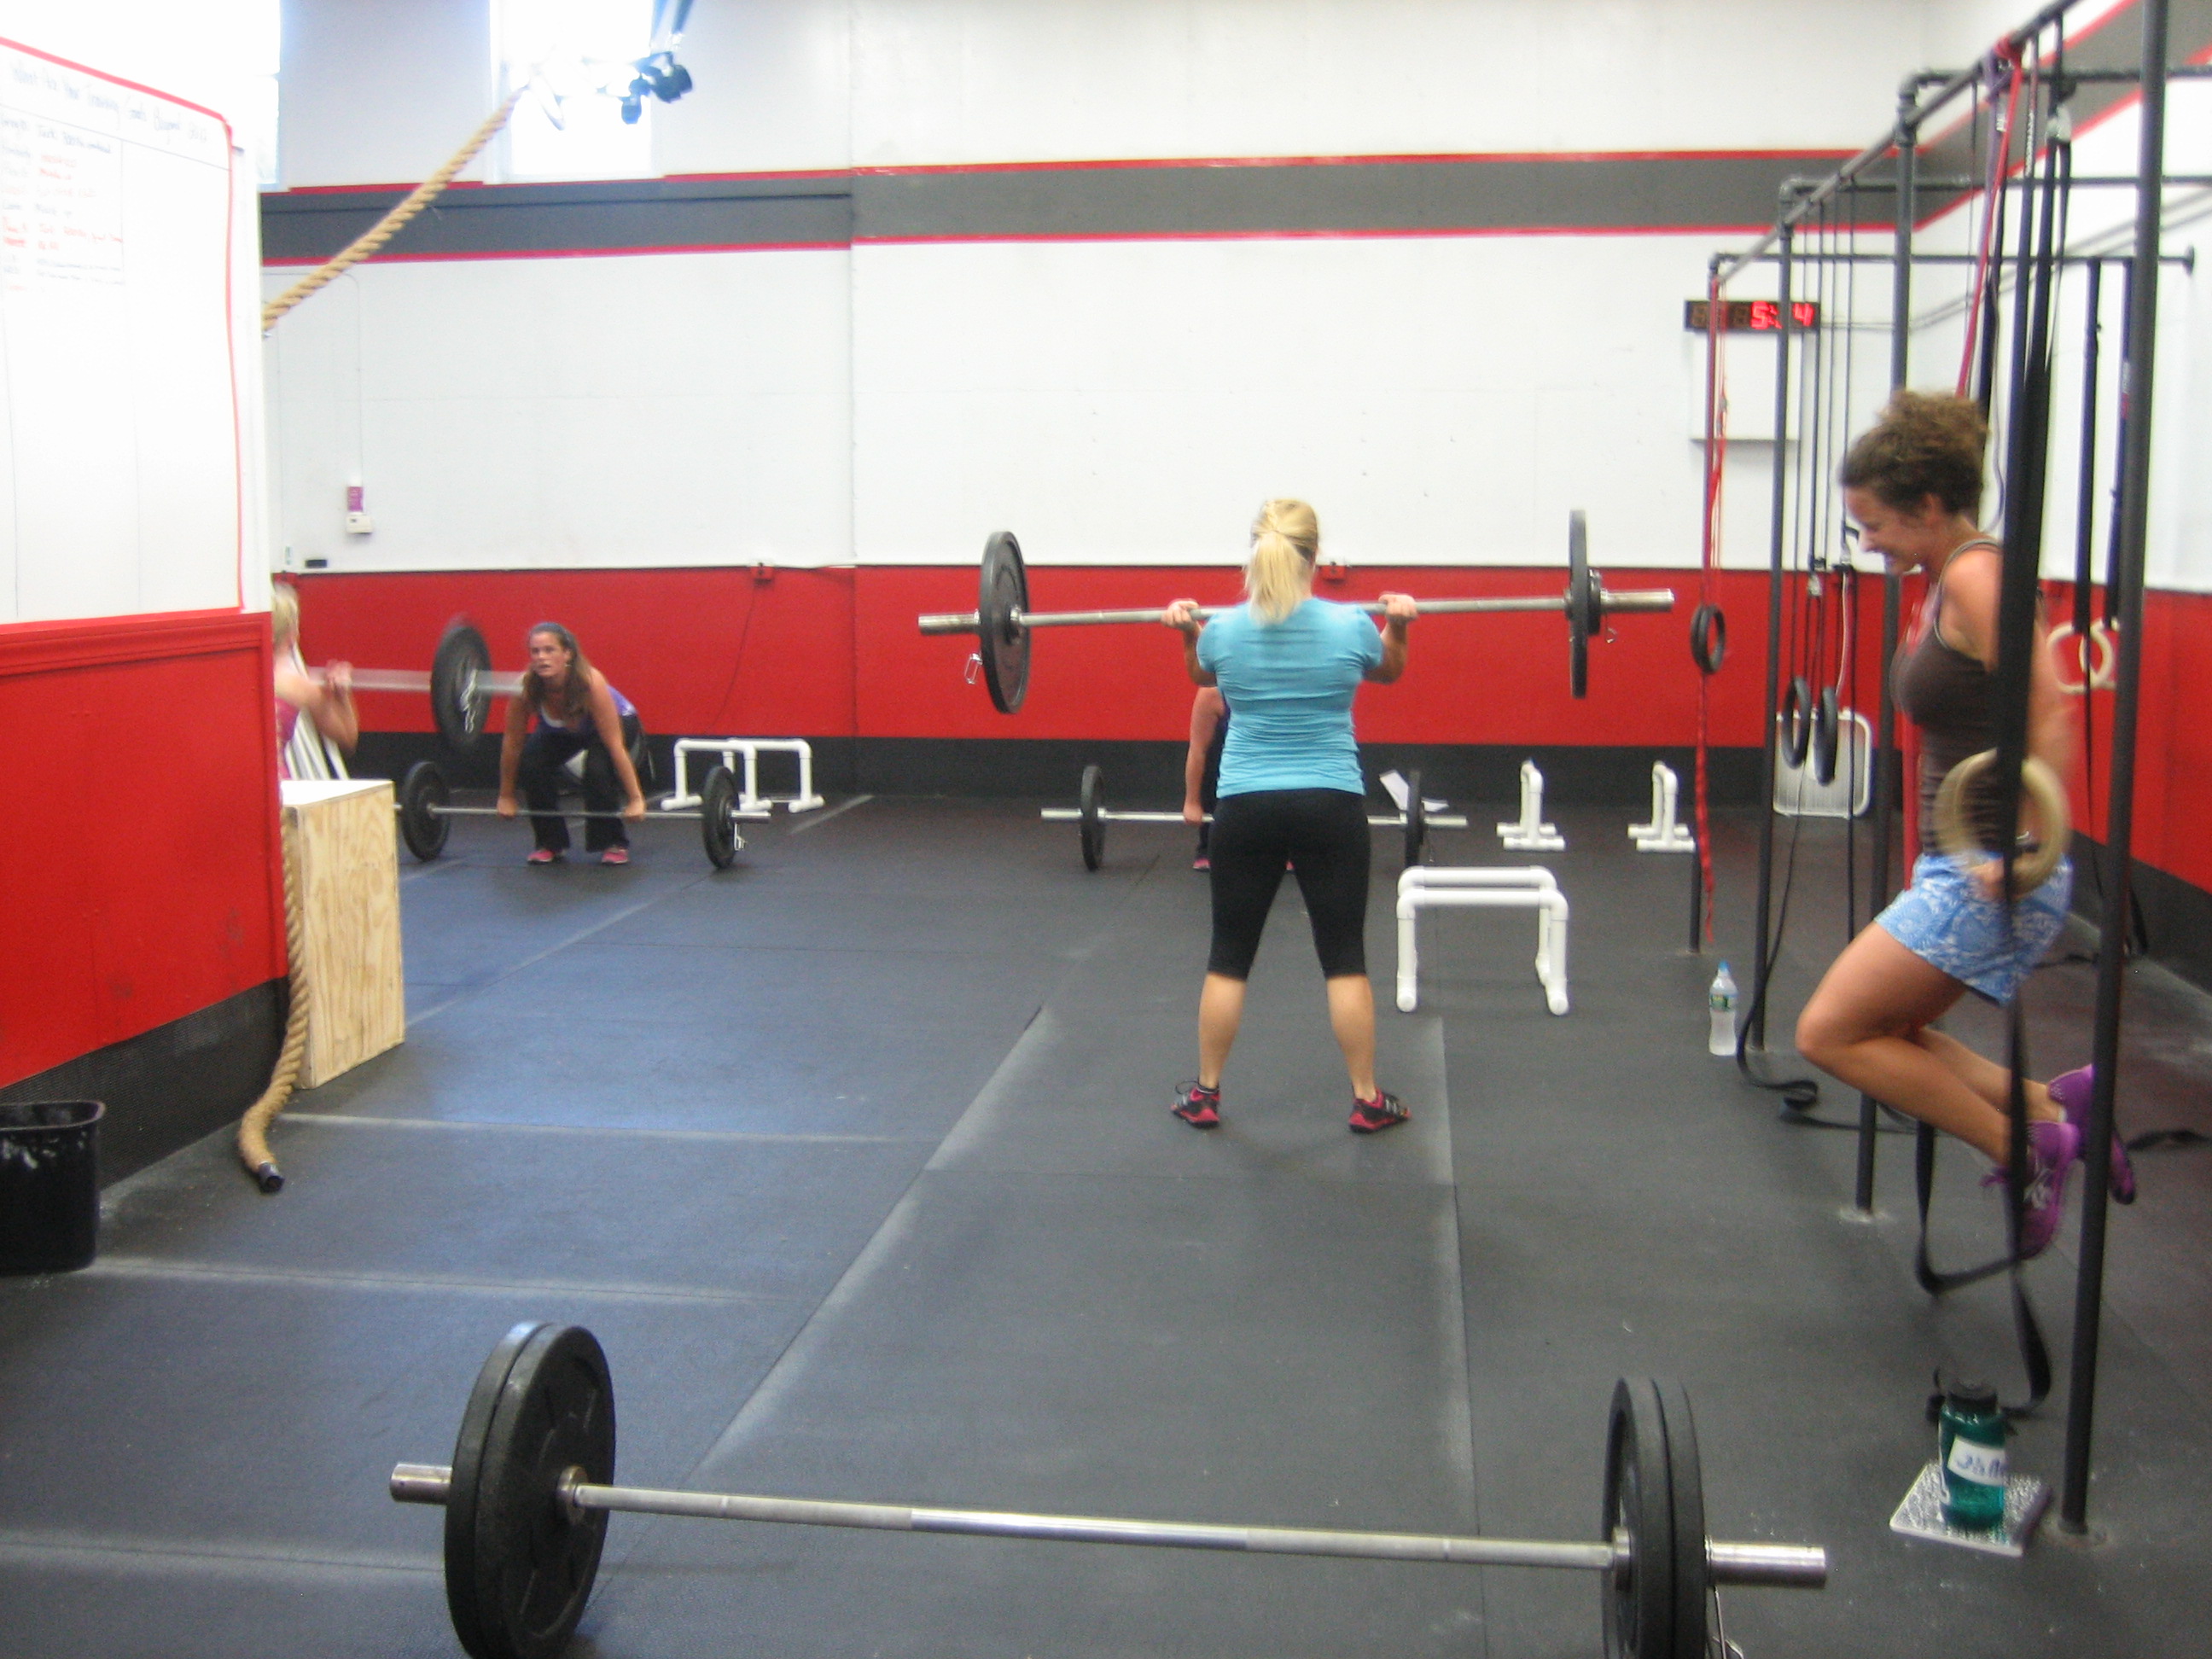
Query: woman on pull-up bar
[
  {"left": 1795, "top": 392, "right": 2130, "bottom": 1258},
  {"left": 1161, "top": 498, "right": 1416, "bottom": 1134}
]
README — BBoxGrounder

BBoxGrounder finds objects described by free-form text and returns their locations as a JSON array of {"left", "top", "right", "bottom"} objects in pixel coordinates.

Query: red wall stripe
[
  {"left": 288, "top": 564, "right": 1881, "bottom": 750},
  {"left": 0, "top": 611, "right": 285, "bottom": 1089}
]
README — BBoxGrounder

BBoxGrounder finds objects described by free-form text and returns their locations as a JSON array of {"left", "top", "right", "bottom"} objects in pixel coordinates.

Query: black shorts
[{"left": 1207, "top": 789, "right": 1371, "bottom": 980}]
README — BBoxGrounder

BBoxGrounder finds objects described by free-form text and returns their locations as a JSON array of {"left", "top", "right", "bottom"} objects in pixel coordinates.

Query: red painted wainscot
[{"left": 0, "top": 610, "right": 285, "bottom": 1088}]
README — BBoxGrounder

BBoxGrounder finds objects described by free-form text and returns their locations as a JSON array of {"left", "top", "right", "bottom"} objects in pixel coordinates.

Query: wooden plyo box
[{"left": 279, "top": 779, "right": 405, "bottom": 1087}]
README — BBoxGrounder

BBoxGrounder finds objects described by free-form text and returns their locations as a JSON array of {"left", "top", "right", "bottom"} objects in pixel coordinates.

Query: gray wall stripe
[{"left": 261, "top": 153, "right": 1840, "bottom": 262}]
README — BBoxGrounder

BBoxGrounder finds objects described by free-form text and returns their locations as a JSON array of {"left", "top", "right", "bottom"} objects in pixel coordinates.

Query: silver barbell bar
[
  {"left": 1042, "top": 806, "right": 1469, "bottom": 830},
  {"left": 388, "top": 1462, "right": 1824, "bottom": 1587},
  {"left": 918, "top": 590, "right": 1676, "bottom": 636},
  {"left": 410, "top": 799, "right": 769, "bottom": 825},
  {"left": 310, "top": 667, "right": 527, "bottom": 697}
]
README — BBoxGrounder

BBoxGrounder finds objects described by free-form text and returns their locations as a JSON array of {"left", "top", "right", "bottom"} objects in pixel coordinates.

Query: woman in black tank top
[{"left": 1790, "top": 392, "right": 2111, "bottom": 1259}]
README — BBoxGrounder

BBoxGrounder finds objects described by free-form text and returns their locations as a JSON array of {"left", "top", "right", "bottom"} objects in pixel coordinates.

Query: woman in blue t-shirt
[{"left": 1161, "top": 499, "right": 1414, "bottom": 1132}]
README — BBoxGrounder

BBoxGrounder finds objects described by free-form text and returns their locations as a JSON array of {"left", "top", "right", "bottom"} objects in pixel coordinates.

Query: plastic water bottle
[
  {"left": 1937, "top": 1378, "right": 2009, "bottom": 1533},
  {"left": 1707, "top": 963, "right": 1739, "bottom": 1057}
]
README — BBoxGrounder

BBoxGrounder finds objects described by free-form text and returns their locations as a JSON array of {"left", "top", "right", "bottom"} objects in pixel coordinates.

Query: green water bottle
[{"left": 1938, "top": 1378, "right": 2008, "bottom": 1532}]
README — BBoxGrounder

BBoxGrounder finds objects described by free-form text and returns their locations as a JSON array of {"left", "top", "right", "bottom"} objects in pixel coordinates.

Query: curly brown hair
[{"left": 1837, "top": 390, "right": 1988, "bottom": 516}]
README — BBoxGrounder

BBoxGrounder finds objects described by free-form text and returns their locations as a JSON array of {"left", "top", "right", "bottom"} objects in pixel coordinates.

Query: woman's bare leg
[
  {"left": 1911, "top": 1027, "right": 2061, "bottom": 1123},
  {"left": 1324, "top": 975, "right": 1378, "bottom": 1100},
  {"left": 1796, "top": 924, "right": 2013, "bottom": 1162},
  {"left": 1196, "top": 973, "right": 1246, "bottom": 1089}
]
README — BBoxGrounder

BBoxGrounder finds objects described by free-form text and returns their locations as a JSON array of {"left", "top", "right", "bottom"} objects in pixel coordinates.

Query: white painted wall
[
  {"left": 263, "top": 0, "right": 2212, "bottom": 591},
  {"left": 265, "top": 250, "right": 853, "bottom": 570}
]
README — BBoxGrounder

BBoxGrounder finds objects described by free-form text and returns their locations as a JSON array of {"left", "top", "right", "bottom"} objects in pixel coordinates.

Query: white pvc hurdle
[
  {"left": 1395, "top": 866, "right": 1569, "bottom": 1016},
  {"left": 1497, "top": 760, "right": 1565, "bottom": 851},
  {"left": 662, "top": 738, "right": 828, "bottom": 815},
  {"left": 1627, "top": 762, "right": 1696, "bottom": 853}
]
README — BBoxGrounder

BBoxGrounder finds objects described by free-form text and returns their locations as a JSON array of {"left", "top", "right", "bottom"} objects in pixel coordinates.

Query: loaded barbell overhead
[
  {"left": 393, "top": 1323, "right": 1826, "bottom": 1659},
  {"left": 1048, "top": 765, "right": 1465, "bottom": 870},
  {"left": 396, "top": 760, "right": 755, "bottom": 870},
  {"left": 917, "top": 513, "right": 1677, "bottom": 714}
]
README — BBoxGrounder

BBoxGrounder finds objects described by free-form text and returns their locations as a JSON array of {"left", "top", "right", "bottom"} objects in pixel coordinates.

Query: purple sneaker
[
  {"left": 2046, "top": 1068, "right": 2135, "bottom": 1204},
  {"left": 1982, "top": 1118, "right": 2081, "bottom": 1260}
]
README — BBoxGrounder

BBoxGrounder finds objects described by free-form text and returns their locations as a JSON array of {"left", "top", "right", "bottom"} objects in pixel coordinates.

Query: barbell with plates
[
  {"left": 396, "top": 759, "right": 754, "bottom": 870},
  {"left": 917, "top": 514, "right": 1677, "bottom": 714},
  {"left": 301, "top": 618, "right": 523, "bottom": 753},
  {"left": 392, "top": 1322, "right": 1826, "bottom": 1659},
  {"left": 1049, "top": 764, "right": 1465, "bottom": 870},
  {"left": 1933, "top": 749, "right": 2071, "bottom": 895}
]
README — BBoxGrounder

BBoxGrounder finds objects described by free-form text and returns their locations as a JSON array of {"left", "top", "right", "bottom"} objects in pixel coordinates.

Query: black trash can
[{"left": 0, "top": 1100, "right": 103, "bottom": 1274}]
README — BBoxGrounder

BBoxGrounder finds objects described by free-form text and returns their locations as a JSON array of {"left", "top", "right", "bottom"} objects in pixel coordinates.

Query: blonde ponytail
[{"left": 1246, "top": 498, "right": 1319, "bottom": 624}]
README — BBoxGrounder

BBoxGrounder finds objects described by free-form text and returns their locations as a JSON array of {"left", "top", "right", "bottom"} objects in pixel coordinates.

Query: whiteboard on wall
[{"left": 0, "top": 39, "right": 239, "bottom": 625}]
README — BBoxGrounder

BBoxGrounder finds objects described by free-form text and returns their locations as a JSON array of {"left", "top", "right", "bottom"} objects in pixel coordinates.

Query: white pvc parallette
[
  {"left": 1394, "top": 866, "right": 1569, "bottom": 1016},
  {"left": 664, "top": 737, "right": 828, "bottom": 815},
  {"left": 1497, "top": 760, "right": 1565, "bottom": 851},
  {"left": 1627, "top": 761, "right": 1695, "bottom": 853}
]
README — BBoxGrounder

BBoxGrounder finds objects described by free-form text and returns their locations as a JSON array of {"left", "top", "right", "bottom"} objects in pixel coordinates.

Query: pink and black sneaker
[
  {"left": 1348, "top": 1091, "right": 1408, "bottom": 1134},
  {"left": 1171, "top": 1081, "right": 1222, "bottom": 1128},
  {"left": 2046, "top": 1067, "right": 2135, "bottom": 1203}
]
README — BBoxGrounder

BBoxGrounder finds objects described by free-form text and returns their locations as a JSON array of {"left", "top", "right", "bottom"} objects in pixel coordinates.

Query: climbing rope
[
  {"left": 261, "top": 87, "right": 528, "bottom": 332},
  {"left": 236, "top": 812, "right": 310, "bottom": 1192}
]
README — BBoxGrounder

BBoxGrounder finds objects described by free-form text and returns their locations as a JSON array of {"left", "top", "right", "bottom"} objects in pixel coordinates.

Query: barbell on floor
[
  {"left": 1048, "top": 764, "right": 1464, "bottom": 870},
  {"left": 396, "top": 759, "right": 757, "bottom": 869},
  {"left": 917, "top": 513, "right": 1676, "bottom": 714},
  {"left": 393, "top": 1323, "right": 1825, "bottom": 1659}
]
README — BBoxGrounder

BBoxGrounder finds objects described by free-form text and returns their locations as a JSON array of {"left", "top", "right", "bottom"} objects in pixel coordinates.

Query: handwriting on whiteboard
[{"left": 0, "top": 45, "right": 227, "bottom": 295}]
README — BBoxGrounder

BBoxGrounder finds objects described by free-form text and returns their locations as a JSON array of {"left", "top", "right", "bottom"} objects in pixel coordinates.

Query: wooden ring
[{"left": 1933, "top": 750, "right": 2071, "bottom": 894}]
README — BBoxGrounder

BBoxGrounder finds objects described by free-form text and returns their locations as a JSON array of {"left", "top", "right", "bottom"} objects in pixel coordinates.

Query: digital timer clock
[{"left": 1684, "top": 300, "right": 1820, "bottom": 333}]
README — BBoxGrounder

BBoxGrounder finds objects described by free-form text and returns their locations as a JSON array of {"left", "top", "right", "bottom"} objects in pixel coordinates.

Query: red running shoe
[
  {"left": 599, "top": 846, "right": 631, "bottom": 865},
  {"left": 1348, "top": 1091, "right": 1408, "bottom": 1134},
  {"left": 526, "top": 847, "right": 563, "bottom": 865},
  {"left": 1172, "top": 1081, "right": 1222, "bottom": 1128}
]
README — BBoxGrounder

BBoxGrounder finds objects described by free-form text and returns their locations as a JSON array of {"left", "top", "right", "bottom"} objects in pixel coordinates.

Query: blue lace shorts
[{"left": 1875, "top": 852, "right": 2075, "bottom": 1004}]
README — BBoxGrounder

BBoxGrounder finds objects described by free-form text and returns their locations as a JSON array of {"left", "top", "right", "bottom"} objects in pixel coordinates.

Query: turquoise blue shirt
[{"left": 1196, "top": 599, "right": 1382, "bottom": 796}]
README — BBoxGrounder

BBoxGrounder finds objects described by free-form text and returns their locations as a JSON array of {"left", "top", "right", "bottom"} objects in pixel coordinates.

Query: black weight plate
[
  {"left": 1079, "top": 764, "right": 1106, "bottom": 871},
  {"left": 1811, "top": 686, "right": 1841, "bottom": 786},
  {"left": 1780, "top": 676, "right": 1813, "bottom": 768},
  {"left": 450, "top": 1323, "right": 616, "bottom": 1659},
  {"left": 979, "top": 531, "right": 1031, "bottom": 714},
  {"left": 1602, "top": 1377, "right": 1677, "bottom": 1659},
  {"left": 1653, "top": 1380, "right": 1709, "bottom": 1659},
  {"left": 1567, "top": 510, "right": 1595, "bottom": 699},
  {"left": 1403, "top": 766, "right": 1426, "bottom": 866},
  {"left": 1689, "top": 603, "right": 1727, "bottom": 675},
  {"left": 400, "top": 760, "right": 451, "bottom": 861},
  {"left": 444, "top": 1323, "right": 549, "bottom": 1659},
  {"left": 433, "top": 618, "right": 495, "bottom": 752},
  {"left": 701, "top": 765, "right": 740, "bottom": 870}
]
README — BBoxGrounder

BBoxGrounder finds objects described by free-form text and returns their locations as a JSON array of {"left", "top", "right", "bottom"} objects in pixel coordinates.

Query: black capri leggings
[{"left": 1207, "top": 789, "right": 1371, "bottom": 980}]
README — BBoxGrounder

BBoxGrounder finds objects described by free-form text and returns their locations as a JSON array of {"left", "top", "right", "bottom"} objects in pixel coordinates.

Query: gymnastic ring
[
  {"left": 2087, "top": 619, "right": 2119, "bottom": 690},
  {"left": 1809, "top": 686, "right": 1841, "bottom": 787},
  {"left": 1779, "top": 676, "right": 1813, "bottom": 768},
  {"left": 1689, "top": 603, "right": 1726, "bottom": 675},
  {"left": 1933, "top": 750, "right": 2072, "bottom": 895},
  {"left": 2047, "top": 620, "right": 2118, "bottom": 696}
]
